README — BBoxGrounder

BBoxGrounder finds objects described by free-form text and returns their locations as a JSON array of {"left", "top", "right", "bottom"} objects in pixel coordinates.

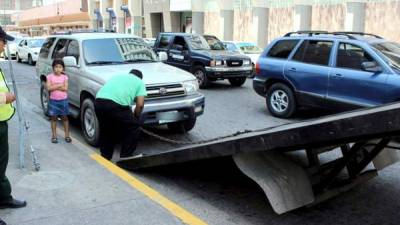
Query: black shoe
[
  {"left": 0, "top": 218, "right": 6, "bottom": 225},
  {"left": 0, "top": 198, "right": 27, "bottom": 209}
]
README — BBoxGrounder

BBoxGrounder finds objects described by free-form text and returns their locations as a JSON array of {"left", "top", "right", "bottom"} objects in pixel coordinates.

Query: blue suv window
[
  {"left": 267, "top": 40, "right": 299, "bottom": 59},
  {"left": 336, "top": 43, "right": 376, "bottom": 71},
  {"left": 292, "top": 40, "right": 333, "bottom": 66}
]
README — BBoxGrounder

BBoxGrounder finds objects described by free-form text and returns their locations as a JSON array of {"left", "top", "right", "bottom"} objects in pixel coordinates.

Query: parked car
[
  {"left": 223, "top": 41, "right": 262, "bottom": 65},
  {"left": 143, "top": 38, "right": 156, "bottom": 48},
  {"left": 254, "top": 31, "right": 400, "bottom": 118},
  {"left": 36, "top": 32, "right": 205, "bottom": 146},
  {"left": 154, "top": 32, "right": 253, "bottom": 88},
  {"left": 17, "top": 37, "right": 46, "bottom": 65},
  {"left": 2, "top": 37, "right": 23, "bottom": 59}
]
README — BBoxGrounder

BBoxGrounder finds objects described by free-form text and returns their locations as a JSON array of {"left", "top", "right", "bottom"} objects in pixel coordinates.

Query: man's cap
[{"left": 0, "top": 26, "right": 15, "bottom": 41}]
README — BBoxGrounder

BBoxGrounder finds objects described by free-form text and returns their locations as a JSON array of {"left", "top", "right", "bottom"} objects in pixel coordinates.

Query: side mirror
[
  {"left": 158, "top": 52, "right": 168, "bottom": 61},
  {"left": 63, "top": 56, "right": 78, "bottom": 68},
  {"left": 361, "top": 61, "right": 382, "bottom": 73}
]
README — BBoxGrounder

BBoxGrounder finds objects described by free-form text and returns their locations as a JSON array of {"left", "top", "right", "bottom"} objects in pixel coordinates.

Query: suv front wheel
[
  {"left": 40, "top": 81, "right": 49, "bottom": 116},
  {"left": 167, "top": 118, "right": 196, "bottom": 133},
  {"left": 81, "top": 98, "right": 100, "bottom": 146},
  {"left": 266, "top": 83, "right": 296, "bottom": 118}
]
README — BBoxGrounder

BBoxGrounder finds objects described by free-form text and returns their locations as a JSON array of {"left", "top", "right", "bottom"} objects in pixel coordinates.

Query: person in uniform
[{"left": 0, "top": 26, "right": 28, "bottom": 225}]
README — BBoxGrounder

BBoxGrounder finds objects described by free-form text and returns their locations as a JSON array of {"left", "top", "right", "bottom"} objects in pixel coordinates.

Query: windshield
[
  {"left": 28, "top": 39, "right": 45, "bottom": 48},
  {"left": 186, "top": 35, "right": 210, "bottom": 50},
  {"left": 237, "top": 42, "right": 263, "bottom": 54},
  {"left": 204, "top": 36, "right": 226, "bottom": 50},
  {"left": 372, "top": 42, "right": 400, "bottom": 69},
  {"left": 83, "top": 38, "right": 158, "bottom": 65}
]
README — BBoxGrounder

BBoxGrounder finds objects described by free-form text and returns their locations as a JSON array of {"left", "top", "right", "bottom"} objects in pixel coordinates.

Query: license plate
[{"left": 156, "top": 111, "right": 183, "bottom": 124}]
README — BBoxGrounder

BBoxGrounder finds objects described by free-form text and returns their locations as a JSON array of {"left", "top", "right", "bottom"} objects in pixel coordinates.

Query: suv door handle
[
  {"left": 288, "top": 68, "right": 296, "bottom": 72},
  {"left": 334, "top": 73, "right": 343, "bottom": 78}
]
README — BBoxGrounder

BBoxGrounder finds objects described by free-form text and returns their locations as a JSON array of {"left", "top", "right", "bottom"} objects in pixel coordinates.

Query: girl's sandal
[
  {"left": 65, "top": 137, "right": 72, "bottom": 143},
  {"left": 51, "top": 137, "right": 58, "bottom": 144}
]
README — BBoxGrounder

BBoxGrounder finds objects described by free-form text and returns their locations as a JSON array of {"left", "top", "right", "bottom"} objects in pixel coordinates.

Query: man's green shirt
[{"left": 96, "top": 74, "right": 147, "bottom": 106}]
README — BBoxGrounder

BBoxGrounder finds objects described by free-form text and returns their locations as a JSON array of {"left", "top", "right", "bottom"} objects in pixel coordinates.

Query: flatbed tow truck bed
[{"left": 118, "top": 103, "right": 400, "bottom": 214}]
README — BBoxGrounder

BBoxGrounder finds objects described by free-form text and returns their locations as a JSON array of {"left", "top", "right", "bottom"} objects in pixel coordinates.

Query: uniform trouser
[
  {"left": 94, "top": 99, "right": 141, "bottom": 160},
  {"left": 0, "top": 122, "right": 12, "bottom": 202}
]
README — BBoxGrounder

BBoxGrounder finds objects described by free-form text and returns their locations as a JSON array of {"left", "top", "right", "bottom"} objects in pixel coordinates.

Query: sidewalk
[{"left": 0, "top": 99, "right": 184, "bottom": 225}]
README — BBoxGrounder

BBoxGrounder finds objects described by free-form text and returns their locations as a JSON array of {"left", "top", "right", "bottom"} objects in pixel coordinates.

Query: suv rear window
[
  {"left": 267, "top": 40, "right": 299, "bottom": 59},
  {"left": 39, "top": 37, "right": 56, "bottom": 59},
  {"left": 292, "top": 40, "right": 333, "bottom": 66}
]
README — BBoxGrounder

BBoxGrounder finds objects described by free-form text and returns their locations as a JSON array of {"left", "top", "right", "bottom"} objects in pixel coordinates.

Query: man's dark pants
[
  {"left": 0, "top": 122, "right": 12, "bottom": 202},
  {"left": 94, "top": 98, "right": 141, "bottom": 160}
]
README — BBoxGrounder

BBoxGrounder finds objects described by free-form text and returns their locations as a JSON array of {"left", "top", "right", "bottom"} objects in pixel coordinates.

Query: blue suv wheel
[{"left": 266, "top": 83, "right": 296, "bottom": 118}]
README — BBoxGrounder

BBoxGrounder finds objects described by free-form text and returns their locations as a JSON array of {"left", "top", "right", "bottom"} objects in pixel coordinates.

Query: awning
[
  {"left": 106, "top": 7, "right": 116, "bottom": 18},
  {"left": 94, "top": 9, "right": 102, "bottom": 21}
]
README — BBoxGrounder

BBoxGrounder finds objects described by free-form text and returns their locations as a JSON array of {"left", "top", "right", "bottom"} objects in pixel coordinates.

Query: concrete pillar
[
  {"left": 100, "top": 0, "right": 110, "bottom": 30},
  {"left": 294, "top": 5, "right": 312, "bottom": 31},
  {"left": 220, "top": 10, "right": 234, "bottom": 40},
  {"left": 192, "top": 11, "right": 204, "bottom": 34},
  {"left": 113, "top": 0, "right": 124, "bottom": 33},
  {"left": 252, "top": 7, "right": 269, "bottom": 48},
  {"left": 129, "top": 0, "right": 143, "bottom": 36},
  {"left": 345, "top": 2, "right": 365, "bottom": 32},
  {"left": 163, "top": 12, "right": 180, "bottom": 32},
  {"left": 87, "top": 0, "right": 98, "bottom": 29}
]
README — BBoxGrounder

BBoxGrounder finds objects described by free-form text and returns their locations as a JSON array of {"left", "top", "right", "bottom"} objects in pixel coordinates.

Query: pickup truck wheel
[
  {"left": 40, "top": 81, "right": 49, "bottom": 116},
  {"left": 81, "top": 98, "right": 100, "bottom": 146},
  {"left": 228, "top": 77, "right": 246, "bottom": 87},
  {"left": 266, "top": 83, "right": 296, "bottom": 118},
  {"left": 16, "top": 53, "right": 21, "bottom": 63},
  {"left": 28, "top": 54, "right": 34, "bottom": 65},
  {"left": 192, "top": 66, "right": 210, "bottom": 89},
  {"left": 167, "top": 118, "right": 196, "bottom": 133}
]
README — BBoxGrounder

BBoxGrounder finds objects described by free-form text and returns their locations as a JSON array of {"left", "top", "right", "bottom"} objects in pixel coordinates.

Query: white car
[
  {"left": 143, "top": 38, "right": 156, "bottom": 47},
  {"left": 17, "top": 37, "right": 46, "bottom": 65},
  {"left": 2, "top": 37, "right": 23, "bottom": 59}
]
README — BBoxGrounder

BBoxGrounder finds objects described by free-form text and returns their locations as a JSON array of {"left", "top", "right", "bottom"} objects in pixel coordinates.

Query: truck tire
[
  {"left": 192, "top": 66, "right": 211, "bottom": 89},
  {"left": 266, "top": 83, "right": 296, "bottom": 118},
  {"left": 81, "top": 98, "right": 100, "bottom": 146},
  {"left": 167, "top": 118, "right": 196, "bottom": 133},
  {"left": 228, "top": 77, "right": 246, "bottom": 87},
  {"left": 40, "top": 81, "right": 49, "bottom": 116}
]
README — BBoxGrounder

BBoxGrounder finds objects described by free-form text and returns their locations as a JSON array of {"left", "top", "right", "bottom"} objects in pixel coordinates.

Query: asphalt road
[{"left": 1, "top": 59, "right": 400, "bottom": 225}]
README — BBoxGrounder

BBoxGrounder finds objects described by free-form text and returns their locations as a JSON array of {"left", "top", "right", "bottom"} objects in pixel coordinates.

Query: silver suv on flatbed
[{"left": 36, "top": 32, "right": 205, "bottom": 146}]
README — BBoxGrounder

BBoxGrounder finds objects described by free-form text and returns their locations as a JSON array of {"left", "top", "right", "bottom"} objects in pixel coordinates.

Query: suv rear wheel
[
  {"left": 40, "top": 81, "right": 49, "bottom": 116},
  {"left": 167, "top": 118, "right": 196, "bottom": 133},
  {"left": 192, "top": 66, "right": 210, "bottom": 89},
  {"left": 81, "top": 98, "right": 100, "bottom": 146},
  {"left": 266, "top": 83, "right": 296, "bottom": 118},
  {"left": 228, "top": 77, "right": 246, "bottom": 87}
]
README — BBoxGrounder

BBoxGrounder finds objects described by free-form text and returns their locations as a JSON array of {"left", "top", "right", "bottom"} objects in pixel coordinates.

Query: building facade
[
  {"left": 12, "top": 0, "right": 400, "bottom": 45},
  {"left": 143, "top": 0, "right": 400, "bottom": 46},
  {"left": 0, "top": 0, "right": 38, "bottom": 27}
]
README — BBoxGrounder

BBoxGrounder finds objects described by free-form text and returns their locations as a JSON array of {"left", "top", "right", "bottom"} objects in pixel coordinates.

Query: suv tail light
[{"left": 255, "top": 62, "right": 260, "bottom": 75}]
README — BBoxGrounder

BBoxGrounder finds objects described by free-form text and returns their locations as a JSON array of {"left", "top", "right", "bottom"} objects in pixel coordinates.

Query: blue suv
[{"left": 253, "top": 31, "right": 400, "bottom": 118}]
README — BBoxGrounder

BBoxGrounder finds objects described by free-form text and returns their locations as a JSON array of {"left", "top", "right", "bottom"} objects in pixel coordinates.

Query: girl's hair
[{"left": 52, "top": 59, "right": 65, "bottom": 69}]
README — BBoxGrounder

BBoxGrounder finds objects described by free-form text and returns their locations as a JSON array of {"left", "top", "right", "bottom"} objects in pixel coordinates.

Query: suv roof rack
[
  {"left": 332, "top": 32, "right": 383, "bottom": 39},
  {"left": 52, "top": 29, "right": 116, "bottom": 35},
  {"left": 284, "top": 30, "right": 383, "bottom": 40}
]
